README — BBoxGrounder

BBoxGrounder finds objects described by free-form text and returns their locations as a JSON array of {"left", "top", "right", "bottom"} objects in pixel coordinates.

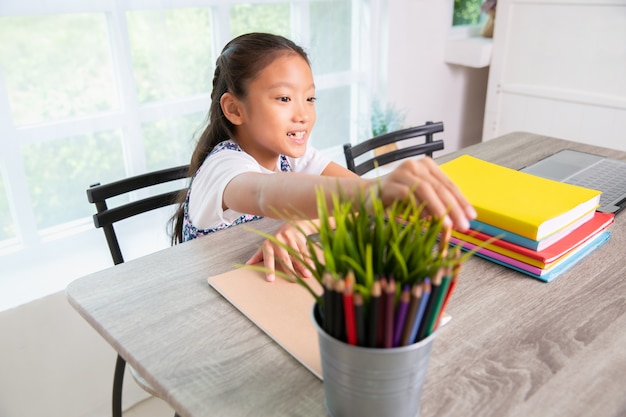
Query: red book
[{"left": 452, "top": 211, "right": 614, "bottom": 268}]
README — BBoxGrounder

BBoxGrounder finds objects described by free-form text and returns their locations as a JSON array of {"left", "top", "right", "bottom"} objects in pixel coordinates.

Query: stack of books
[{"left": 441, "top": 155, "right": 614, "bottom": 282}]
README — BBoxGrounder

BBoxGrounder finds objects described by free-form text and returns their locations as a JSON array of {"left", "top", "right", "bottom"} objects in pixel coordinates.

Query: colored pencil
[
  {"left": 333, "top": 278, "right": 346, "bottom": 341},
  {"left": 353, "top": 292, "right": 365, "bottom": 347},
  {"left": 400, "top": 283, "right": 422, "bottom": 346},
  {"left": 322, "top": 273, "right": 334, "bottom": 335},
  {"left": 435, "top": 248, "right": 462, "bottom": 329},
  {"left": 440, "top": 226, "right": 451, "bottom": 257},
  {"left": 419, "top": 267, "right": 451, "bottom": 340},
  {"left": 367, "top": 280, "right": 381, "bottom": 348},
  {"left": 415, "top": 227, "right": 451, "bottom": 339},
  {"left": 410, "top": 278, "right": 431, "bottom": 344},
  {"left": 393, "top": 285, "right": 411, "bottom": 347},
  {"left": 343, "top": 272, "right": 357, "bottom": 345},
  {"left": 377, "top": 278, "right": 388, "bottom": 347},
  {"left": 383, "top": 277, "right": 396, "bottom": 348}
]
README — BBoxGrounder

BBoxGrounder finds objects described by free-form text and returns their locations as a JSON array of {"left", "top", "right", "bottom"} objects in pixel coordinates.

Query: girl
[{"left": 171, "top": 32, "right": 476, "bottom": 281}]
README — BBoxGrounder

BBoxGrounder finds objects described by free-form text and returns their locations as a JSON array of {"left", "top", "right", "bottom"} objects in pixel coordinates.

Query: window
[
  {"left": 0, "top": 0, "right": 381, "bottom": 302},
  {"left": 0, "top": 175, "right": 12, "bottom": 244},
  {"left": 453, "top": 0, "right": 485, "bottom": 26},
  {"left": 127, "top": 8, "right": 215, "bottom": 104}
]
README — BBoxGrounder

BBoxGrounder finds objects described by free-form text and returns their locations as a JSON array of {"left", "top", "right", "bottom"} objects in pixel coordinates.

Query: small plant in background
[
  {"left": 370, "top": 100, "right": 407, "bottom": 156},
  {"left": 371, "top": 99, "right": 406, "bottom": 137}
]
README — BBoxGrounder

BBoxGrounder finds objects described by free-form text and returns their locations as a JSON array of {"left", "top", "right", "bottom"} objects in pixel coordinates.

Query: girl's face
[{"left": 232, "top": 53, "right": 316, "bottom": 170}]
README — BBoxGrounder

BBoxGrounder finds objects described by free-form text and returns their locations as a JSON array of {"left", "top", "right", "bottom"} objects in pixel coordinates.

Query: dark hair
[{"left": 169, "top": 33, "right": 310, "bottom": 244}]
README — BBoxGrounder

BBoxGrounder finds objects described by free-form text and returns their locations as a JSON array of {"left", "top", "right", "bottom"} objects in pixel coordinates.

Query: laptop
[{"left": 520, "top": 149, "right": 626, "bottom": 215}]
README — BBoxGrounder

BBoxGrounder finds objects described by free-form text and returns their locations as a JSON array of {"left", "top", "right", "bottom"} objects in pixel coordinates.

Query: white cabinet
[{"left": 483, "top": 0, "right": 626, "bottom": 151}]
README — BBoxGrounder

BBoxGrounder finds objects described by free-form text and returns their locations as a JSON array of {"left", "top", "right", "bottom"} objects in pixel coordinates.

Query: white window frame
[
  {"left": 0, "top": 0, "right": 383, "bottom": 256},
  {"left": 0, "top": 0, "right": 387, "bottom": 310}
]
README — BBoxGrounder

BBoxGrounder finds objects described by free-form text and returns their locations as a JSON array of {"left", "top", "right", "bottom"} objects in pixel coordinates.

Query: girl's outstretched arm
[
  {"left": 234, "top": 157, "right": 476, "bottom": 282},
  {"left": 224, "top": 171, "right": 366, "bottom": 219},
  {"left": 243, "top": 161, "right": 356, "bottom": 282},
  {"left": 226, "top": 157, "right": 475, "bottom": 228},
  {"left": 320, "top": 161, "right": 360, "bottom": 178}
]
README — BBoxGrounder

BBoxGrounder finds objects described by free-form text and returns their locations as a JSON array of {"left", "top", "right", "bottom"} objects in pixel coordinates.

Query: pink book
[{"left": 451, "top": 211, "right": 614, "bottom": 268}]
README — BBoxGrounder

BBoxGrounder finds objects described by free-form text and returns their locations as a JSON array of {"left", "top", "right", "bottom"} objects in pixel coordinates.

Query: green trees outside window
[
  {"left": 0, "top": 2, "right": 362, "bottom": 245},
  {"left": 453, "top": 0, "right": 484, "bottom": 26}
]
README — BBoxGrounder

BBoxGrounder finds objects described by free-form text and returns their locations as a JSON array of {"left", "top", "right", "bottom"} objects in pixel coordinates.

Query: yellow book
[{"left": 440, "top": 155, "right": 601, "bottom": 240}]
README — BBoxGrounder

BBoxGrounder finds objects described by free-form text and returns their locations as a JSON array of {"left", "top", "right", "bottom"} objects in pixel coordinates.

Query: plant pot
[{"left": 312, "top": 305, "right": 436, "bottom": 417}]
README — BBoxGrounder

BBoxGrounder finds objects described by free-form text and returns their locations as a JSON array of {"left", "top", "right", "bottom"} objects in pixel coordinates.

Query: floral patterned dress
[{"left": 182, "top": 140, "right": 292, "bottom": 242}]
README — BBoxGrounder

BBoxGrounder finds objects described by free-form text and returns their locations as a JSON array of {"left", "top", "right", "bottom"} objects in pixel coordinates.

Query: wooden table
[{"left": 66, "top": 132, "right": 626, "bottom": 417}]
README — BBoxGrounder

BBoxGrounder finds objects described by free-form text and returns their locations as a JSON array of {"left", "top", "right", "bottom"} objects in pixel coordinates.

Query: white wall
[
  {"left": 386, "top": 0, "right": 489, "bottom": 156},
  {"left": 483, "top": 0, "right": 626, "bottom": 151},
  {"left": 0, "top": 3, "right": 490, "bottom": 416}
]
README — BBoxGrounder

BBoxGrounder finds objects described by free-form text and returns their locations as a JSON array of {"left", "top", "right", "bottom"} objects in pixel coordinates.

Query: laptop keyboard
[{"left": 566, "top": 159, "right": 626, "bottom": 205}]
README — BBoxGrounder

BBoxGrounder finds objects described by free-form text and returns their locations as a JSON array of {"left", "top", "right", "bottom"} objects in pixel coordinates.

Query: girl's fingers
[
  {"left": 280, "top": 232, "right": 311, "bottom": 278},
  {"left": 381, "top": 158, "right": 476, "bottom": 231},
  {"left": 261, "top": 241, "right": 276, "bottom": 282},
  {"left": 246, "top": 247, "right": 264, "bottom": 265},
  {"left": 414, "top": 179, "right": 471, "bottom": 232},
  {"left": 423, "top": 159, "right": 476, "bottom": 221},
  {"left": 293, "top": 236, "right": 312, "bottom": 278},
  {"left": 252, "top": 221, "right": 318, "bottom": 284}
]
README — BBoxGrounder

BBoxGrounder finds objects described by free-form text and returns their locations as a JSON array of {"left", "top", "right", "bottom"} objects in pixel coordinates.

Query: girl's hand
[
  {"left": 377, "top": 158, "right": 477, "bottom": 231},
  {"left": 245, "top": 220, "right": 317, "bottom": 282}
]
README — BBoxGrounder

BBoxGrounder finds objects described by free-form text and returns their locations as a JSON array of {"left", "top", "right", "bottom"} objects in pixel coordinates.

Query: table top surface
[{"left": 66, "top": 132, "right": 626, "bottom": 417}]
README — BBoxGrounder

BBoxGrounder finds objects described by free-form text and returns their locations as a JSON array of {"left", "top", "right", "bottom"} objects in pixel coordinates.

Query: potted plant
[
  {"left": 370, "top": 99, "right": 407, "bottom": 156},
  {"left": 248, "top": 183, "right": 476, "bottom": 417}
]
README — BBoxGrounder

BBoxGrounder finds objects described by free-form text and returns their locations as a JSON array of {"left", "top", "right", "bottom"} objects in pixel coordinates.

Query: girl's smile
[{"left": 287, "top": 130, "right": 307, "bottom": 142}]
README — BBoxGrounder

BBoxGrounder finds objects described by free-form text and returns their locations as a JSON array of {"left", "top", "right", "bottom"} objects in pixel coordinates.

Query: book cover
[
  {"left": 452, "top": 211, "right": 614, "bottom": 268},
  {"left": 469, "top": 210, "right": 594, "bottom": 251},
  {"left": 440, "top": 155, "right": 601, "bottom": 240},
  {"left": 451, "top": 231, "right": 611, "bottom": 283}
]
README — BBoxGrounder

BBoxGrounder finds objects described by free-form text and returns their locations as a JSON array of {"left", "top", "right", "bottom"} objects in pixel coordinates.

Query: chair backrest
[
  {"left": 86, "top": 165, "right": 190, "bottom": 265},
  {"left": 343, "top": 121, "right": 444, "bottom": 176}
]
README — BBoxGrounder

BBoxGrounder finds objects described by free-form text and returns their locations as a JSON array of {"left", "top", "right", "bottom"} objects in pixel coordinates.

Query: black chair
[
  {"left": 87, "top": 164, "right": 189, "bottom": 417},
  {"left": 343, "top": 121, "right": 444, "bottom": 176}
]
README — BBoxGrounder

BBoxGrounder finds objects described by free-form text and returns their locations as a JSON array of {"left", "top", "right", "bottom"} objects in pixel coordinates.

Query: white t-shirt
[{"left": 187, "top": 139, "right": 331, "bottom": 232}]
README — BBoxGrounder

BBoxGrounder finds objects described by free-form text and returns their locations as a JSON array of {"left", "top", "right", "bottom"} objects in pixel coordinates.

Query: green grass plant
[{"left": 246, "top": 182, "right": 477, "bottom": 306}]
